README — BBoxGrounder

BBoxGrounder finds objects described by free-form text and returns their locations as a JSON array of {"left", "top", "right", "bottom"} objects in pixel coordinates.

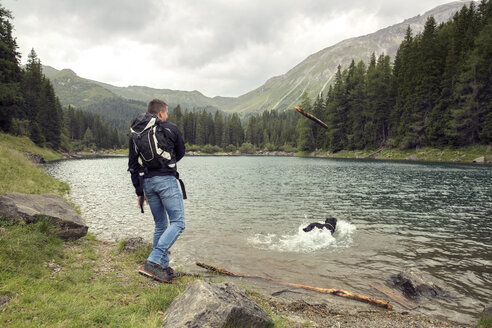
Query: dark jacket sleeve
[
  {"left": 174, "top": 126, "right": 185, "bottom": 162},
  {"left": 128, "top": 137, "right": 144, "bottom": 196}
]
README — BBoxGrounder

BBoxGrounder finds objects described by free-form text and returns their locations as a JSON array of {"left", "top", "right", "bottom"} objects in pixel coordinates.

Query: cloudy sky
[{"left": 4, "top": 0, "right": 461, "bottom": 97}]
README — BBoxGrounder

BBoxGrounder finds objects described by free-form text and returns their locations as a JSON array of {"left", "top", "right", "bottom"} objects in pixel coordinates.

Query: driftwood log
[
  {"left": 295, "top": 106, "right": 329, "bottom": 130},
  {"left": 196, "top": 261, "right": 392, "bottom": 310}
]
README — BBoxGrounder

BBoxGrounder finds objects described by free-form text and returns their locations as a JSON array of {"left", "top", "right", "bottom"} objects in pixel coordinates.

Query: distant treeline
[
  {"left": 83, "top": 98, "right": 146, "bottom": 136},
  {"left": 2, "top": 1, "right": 490, "bottom": 153},
  {"left": 0, "top": 4, "right": 125, "bottom": 150},
  {"left": 164, "top": 105, "right": 298, "bottom": 152}
]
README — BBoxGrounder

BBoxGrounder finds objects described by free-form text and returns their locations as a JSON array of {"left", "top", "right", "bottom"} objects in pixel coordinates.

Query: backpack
[{"left": 130, "top": 112, "right": 176, "bottom": 170}]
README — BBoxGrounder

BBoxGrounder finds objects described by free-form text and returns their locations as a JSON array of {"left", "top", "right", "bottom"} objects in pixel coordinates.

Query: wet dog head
[{"left": 324, "top": 217, "right": 337, "bottom": 234}]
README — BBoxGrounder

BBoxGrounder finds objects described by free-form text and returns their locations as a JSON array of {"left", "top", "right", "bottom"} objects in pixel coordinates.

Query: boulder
[
  {"left": 24, "top": 152, "right": 46, "bottom": 164},
  {"left": 119, "top": 237, "right": 151, "bottom": 253},
  {"left": 0, "top": 295, "right": 11, "bottom": 307},
  {"left": 389, "top": 267, "right": 445, "bottom": 299},
  {"left": 473, "top": 156, "right": 485, "bottom": 163},
  {"left": 0, "top": 193, "right": 88, "bottom": 240},
  {"left": 162, "top": 280, "right": 273, "bottom": 328},
  {"left": 483, "top": 305, "right": 492, "bottom": 319}
]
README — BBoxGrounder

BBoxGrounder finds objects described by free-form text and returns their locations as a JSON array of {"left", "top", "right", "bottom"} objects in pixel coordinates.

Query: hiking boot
[
  {"left": 165, "top": 266, "right": 183, "bottom": 279},
  {"left": 139, "top": 261, "right": 173, "bottom": 283}
]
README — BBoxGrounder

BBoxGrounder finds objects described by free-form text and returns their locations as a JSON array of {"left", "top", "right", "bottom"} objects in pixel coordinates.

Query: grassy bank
[
  {"left": 0, "top": 133, "right": 68, "bottom": 195},
  {"left": 0, "top": 220, "right": 290, "bottom": 327},
  {"left": 183, "top": 141, "right": 491, "bottom": 164},
  {"left": 297, "top": 145, "right": 492, "bottom": 164},
  {"left": 0, "top": 220, "right": 195, "bottom": 327}
]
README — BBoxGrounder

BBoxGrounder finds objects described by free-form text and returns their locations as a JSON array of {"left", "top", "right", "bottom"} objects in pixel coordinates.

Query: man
[{"left": 128, "top": 99, "right": 186, "bottom": 283}]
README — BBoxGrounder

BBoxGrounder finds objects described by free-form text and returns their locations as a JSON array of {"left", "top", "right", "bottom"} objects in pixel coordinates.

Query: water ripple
[{"left": 45, "top": 156, "right": 492, "bottom": 324}]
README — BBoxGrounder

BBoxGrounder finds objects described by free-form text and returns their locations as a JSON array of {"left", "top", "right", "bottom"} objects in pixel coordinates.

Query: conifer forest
[{"left": 0, "top": 1, "right": 490, "bottom": 152}]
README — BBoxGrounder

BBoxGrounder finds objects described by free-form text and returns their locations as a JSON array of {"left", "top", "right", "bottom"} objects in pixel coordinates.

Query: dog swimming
[{"left": 302, "top": 217, "right": 337, "bottom": 234}]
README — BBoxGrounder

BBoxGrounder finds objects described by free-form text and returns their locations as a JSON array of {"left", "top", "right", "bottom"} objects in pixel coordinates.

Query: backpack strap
[{"left": 175, "top": 172, "right": 187, "bottom": 200}]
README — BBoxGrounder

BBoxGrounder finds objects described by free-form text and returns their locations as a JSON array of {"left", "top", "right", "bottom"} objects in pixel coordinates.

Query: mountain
[
  {"left": 91, "top": 82, "right": 223, "bottom": 111},
  {"left": 41, "top": 67, "right": 221, "bottom": 110},
  {"left": 42, "top": 68, "right": 118, "bottom": 109},
  {"left": 223, "top": 1, "right": 472, "bottom": 113},
  {"left": 43, "top": 1, "right": 470, "bottom": 115}
]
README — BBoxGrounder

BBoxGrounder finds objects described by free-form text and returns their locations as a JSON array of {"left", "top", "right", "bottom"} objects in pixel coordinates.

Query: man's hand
[{"left": 138, "top": 195, "right": 147, "bottom": 213}]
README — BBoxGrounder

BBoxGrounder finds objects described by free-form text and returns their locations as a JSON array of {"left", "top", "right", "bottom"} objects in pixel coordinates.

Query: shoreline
[
  {"left": 75, "top": 236, "right": 480, "bottom": 328},
  {"left": 185, "top": 146, "right": 492, "bottom": 165},
  {"left": 45, "top": 142, "right": 491, "bottom": 165},
  {"left": 1, "top": 133, "right": 487, "bottom": 327},
  {"left": 42, "top": 148, "right": 492, "bottom": 167}
]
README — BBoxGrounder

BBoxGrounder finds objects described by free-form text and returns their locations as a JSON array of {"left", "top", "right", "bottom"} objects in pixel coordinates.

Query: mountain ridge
[
  {"left": 228, "top": 1, "right": 472, "bottom": 113},
  {"left": 43, "top": 1, "right": 471, "bottom": 114}
]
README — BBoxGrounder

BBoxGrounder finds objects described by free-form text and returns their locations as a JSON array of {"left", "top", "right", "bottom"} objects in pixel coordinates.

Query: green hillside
[
  {"left": 92, "top": 82, "right": 227, "bottom": 111},
  {"left": 43, "top": 66, "right": 225, "bottom": 111},
  {"left": 42, "top": 67, "right": 119, "bottom": 108}
]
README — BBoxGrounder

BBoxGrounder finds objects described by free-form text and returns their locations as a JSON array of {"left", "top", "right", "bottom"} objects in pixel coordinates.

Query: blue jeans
[{"left": 143, "top": 175, "right": 185, "bottom": 268}]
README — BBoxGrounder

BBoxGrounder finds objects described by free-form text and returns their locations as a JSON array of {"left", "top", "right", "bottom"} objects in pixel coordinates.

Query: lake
[{"left": 45, "top": 156, "right": 492, "bottom": 324}]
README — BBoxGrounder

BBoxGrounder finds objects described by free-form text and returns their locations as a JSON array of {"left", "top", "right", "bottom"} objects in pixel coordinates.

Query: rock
[
  {"left": 0, "top": 193, "right": 88, "bottom": 240},
  {"left": 473, "top": 156, "right": 485, "bottom": 163},
  {"left": 120, "top": 237, "right": 151, "bottom": 253},
  {"left": 0, "top": 295, "right": 11, "bottom": 307},
  {"left": 162, "top": 280, "right": 273, "bottom": 328},
  {"left": 389, "top": 267, "right": 445, "bottom": 299},
  {"left": 404, "top": 155, "right": 419, "bottom": 161},
  {"left": 483, "top": 305, "right": 492, "bottom": 319},
  {"left": 24, "top": 152, "right": 46, "bottom": 164}
]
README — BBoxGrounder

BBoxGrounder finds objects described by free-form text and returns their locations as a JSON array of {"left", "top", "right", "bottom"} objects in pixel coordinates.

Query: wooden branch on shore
[
  {"left": 196, "top": 261, "right": 392, "bottom": 310},
  {"left": 295, "top": 106, "right": 329, "bottom": 130},
  {"left": 368, "top": 282, "right": 418, "bottom": 310}
]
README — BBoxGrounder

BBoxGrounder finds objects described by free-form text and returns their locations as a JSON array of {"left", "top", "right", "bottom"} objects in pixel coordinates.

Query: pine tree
[
  {"left": 364, "top": 53, "right": 378, "bottom": 147},
  {"left": 452, "top": 17, "right": 492, "bottom": 144},
  {"left": 214, "top": 110, "right": 224, "bottom": 146},
  {"left": 326, "top": 66, "right": 348, "bottom": 151},
  {"left": 348, "top": 60, "right": 367, "bottom": 149},
  {"left": 22, "top": 49, "right": 43, "bottom": 119},
  {"left": 83, "top": 127, "right": 95, "bottom": 147},
  {"left": 296, "top": 91, "right": 315, "bottom": 151},
  {"left": 392, "top": 26, "right": 415, "bottom": 146},
  {"left": 39, "top": 78, "right": 63, "bottom": 148},
  {"left": 0, "top": 4, "right": 22, "bottom": 131},
  {"left": 29, "top": 121, "right": 45, "bottom": 146},
  {"left": 312, "top": 93, "right": 326, "bottom": 149}
]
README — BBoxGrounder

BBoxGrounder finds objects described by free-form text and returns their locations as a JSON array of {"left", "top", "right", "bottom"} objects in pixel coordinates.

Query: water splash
[{"left": 249, "top": 219, "right": 356, "bottom": 253}]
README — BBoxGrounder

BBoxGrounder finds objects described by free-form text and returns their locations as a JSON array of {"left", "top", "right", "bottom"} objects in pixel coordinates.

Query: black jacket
[{"left": 128, "top": 120, "right": 185, "bottom": 196}]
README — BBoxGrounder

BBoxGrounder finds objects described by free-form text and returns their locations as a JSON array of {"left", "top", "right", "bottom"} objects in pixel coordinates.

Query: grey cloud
[
  {"left": 8, "top": 0, "right": 160, "bottom": 42},
  {"left": 4, "top": 0, "right": 456, "bottom": 96}
]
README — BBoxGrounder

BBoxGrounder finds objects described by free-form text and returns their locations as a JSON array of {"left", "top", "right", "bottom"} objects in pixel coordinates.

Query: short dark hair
[{"left": 147, "top": 99, "right": 168, "bottom": 115}]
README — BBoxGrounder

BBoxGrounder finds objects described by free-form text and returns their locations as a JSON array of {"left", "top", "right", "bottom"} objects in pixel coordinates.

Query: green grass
[
  {"left": 111, "top": 148, "right": 129, "bottom": 155},
  {"left": 0, "top": 135, "right": 69, "bottom": 196},
  {"left": 244, "top": 289, "right": 293, "bottom": 328},
  {"left": 299, "top": 145, "right": 491, "bottom": 164},
  {"left": 478, "top": 317, "right": 492, "bottom": 328},
  {"left": 0, "top": 221, "right": 292, "bottom": 327},
  {"left": 0, "top": 133, "right": 62, "bottom": 162},
  {"left": 0, "top": 220, "right": 197, "bottom": 328}
]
